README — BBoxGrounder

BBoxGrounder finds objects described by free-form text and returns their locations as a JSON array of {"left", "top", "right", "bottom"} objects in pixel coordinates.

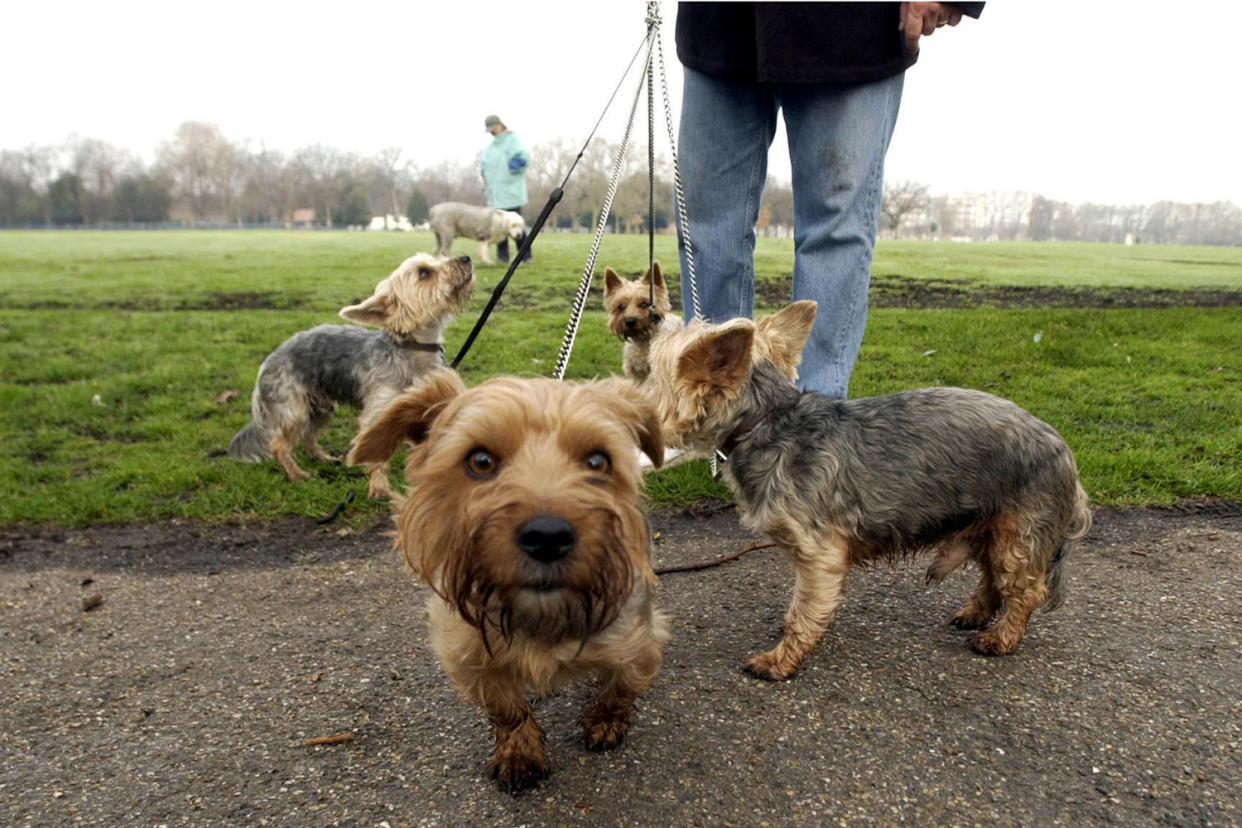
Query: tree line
[
  {"left": 879, "top": 181, "right": 1242, "bottom": 246},
  {"left": 0, "top": 122, "right": 680, "bottom": 233},
  {"left": 2, "top": 121, "right": 1239, "bottom": 245}
]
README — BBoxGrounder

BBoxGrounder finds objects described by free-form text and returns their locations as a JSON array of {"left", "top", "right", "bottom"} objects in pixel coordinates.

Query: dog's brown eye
[
  {"left": 585, "top": 451, "right": 611, "bottom": 475},
  {"left": 465, "top": 449, "right": 499, "bottom": 478},
  {"left": 418, "top": 267, "right": 433, "bottom": 280},
  {"left": 639, "top": 301, "right": 650, "bottom": 310}
]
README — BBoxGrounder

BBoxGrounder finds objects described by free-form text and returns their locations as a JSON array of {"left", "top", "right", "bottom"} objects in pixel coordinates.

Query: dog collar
[
  {"left": 719, "top": 411, "right": 768, "bottom": 458},
  {"left": 392, "top": 336, "right": 445, "bottom": 354}
]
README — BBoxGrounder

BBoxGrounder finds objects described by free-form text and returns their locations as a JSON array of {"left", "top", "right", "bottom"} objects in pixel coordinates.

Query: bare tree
[
  {"left": 157, "top": 122, "right": 240, "bottom": 221},
  {"left": 1052, "top": 202, "right": 1079, "bottom": 241},
  {"left": 928, "top": 195, "right": 959, "bottom": 239},
  {"left": 288, "top": 145, "right": 352, "bottom": 227},
  {"left": 760, "top": 176, "right": 793, "bottom": 233},
  {"left": 0, "top": 146, "right": 58, "bottom": 225},
  {"left": 370, "top": 147, "right": 408, "bottom": 218},
  {"left": 412, "top": 159, "right": 485, "bottom": 209},
  {"left": 65, "top": 136, "right": 130, "bottom": 224},
  {"left": 237, "top": 144, "right": 291, "bottom": 225},
  {"left": 1028, "top": 195, "right": 1055, "bottom": 241},
  {"left": 611, "top": 146, "right": 676, "bottom": 233},
  {"left": 881, "top": 180, "right": 930, "bottom": 238}
]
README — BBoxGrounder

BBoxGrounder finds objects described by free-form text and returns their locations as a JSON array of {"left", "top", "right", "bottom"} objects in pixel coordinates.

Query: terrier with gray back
[
  {"left": 644, "top": 301, "right": 1092, "bottom": 680},
  {"left": 228, "top": 253, "right": 473, "bottom": 498}
]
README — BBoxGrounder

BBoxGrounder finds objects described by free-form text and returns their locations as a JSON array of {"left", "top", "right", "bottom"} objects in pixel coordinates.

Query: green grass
[
  {"left": 1, "top": 230, "right": 1240, "bottom": 526},
  {"left": 870, "top": 240, "right": 1242, "bottom": 289}
]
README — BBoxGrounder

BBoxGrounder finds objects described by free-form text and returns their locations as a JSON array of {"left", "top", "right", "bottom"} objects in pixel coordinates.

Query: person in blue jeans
[
  {"left": 675, "top": 2, "right": 981, "bottom": 398},
  {"left": 480, "top": 114, "right": 532, "bottom": 263}
]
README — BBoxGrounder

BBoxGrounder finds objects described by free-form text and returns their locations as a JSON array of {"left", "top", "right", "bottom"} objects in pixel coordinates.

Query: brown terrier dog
[
  {"left": 603, "top": 261, "right": 681, "bottom": 383},
  {"left": 348, "top": 370, "right": 669, "bottom": 791},
  {"left": 645, "top": 302, "right": 1091, "bottom": 680}
]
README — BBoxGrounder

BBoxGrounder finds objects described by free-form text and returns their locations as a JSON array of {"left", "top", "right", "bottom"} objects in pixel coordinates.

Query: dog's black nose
[
  {"left": 515, "top": 516, "right": 576, "bottom": 563},
  {"left": 624, "top": 317, "right": 638, "bottom": 328},
  {"left": 457, "top": 255, "right": 471, "bottom": 264}
]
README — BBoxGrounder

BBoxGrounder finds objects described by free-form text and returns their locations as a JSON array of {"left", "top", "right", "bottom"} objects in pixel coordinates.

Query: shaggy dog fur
[
  {"left": 348, "top": 370, "right": 669, "bottom": 791},
  {"left": 227, "top": 253, "right": 473, "bottom": 498},
  {"left": 644, "top": 301, "right": 1092, "bottom": 680},
  {"left": 429, "top": 202, "right": 527, "bottom": 265},
  {"left": 603, "top": 261, "right": 682, "bottom": 384}
]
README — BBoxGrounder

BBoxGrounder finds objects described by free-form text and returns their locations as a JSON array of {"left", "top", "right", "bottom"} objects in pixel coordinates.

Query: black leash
[
  {"left": 450, "top": 35, "right": 650, "bottom": 371},
  {"left": 647, "top": 10, "right": 656, "bottom": 309}
]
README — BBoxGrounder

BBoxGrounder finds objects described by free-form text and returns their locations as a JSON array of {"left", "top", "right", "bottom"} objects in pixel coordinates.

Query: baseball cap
[{"left": 484, "top": 114, "right": 502, "bottom": 130}]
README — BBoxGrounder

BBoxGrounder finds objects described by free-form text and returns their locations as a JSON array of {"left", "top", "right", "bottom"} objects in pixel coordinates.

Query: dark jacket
[{"left": 676, "top": 2, "right": 983, "bottom": 85}]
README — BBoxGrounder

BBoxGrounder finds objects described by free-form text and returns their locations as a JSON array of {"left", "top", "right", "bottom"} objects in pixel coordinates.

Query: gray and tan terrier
[
  {"left": 603, "top": 261, "right": 681, "bottom": 383},
  {"left": 227, "top": 253, "right": 474, "bottom": 498},
  {"left": 644, "top": 300, "right": 1092, "bottom": 681},
  {"left": 348, "top": 369, "right": 669, "bottom": 792}
]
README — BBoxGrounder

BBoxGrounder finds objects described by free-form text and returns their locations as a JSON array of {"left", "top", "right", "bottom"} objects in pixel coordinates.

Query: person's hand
[{"left": 899, "top": 2, "right": 964, "bottom": 54}]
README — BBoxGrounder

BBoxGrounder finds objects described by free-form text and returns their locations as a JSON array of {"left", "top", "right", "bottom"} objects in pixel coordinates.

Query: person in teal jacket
[{"left": 480, "top": 114, "right": 531, "bottom": 263}]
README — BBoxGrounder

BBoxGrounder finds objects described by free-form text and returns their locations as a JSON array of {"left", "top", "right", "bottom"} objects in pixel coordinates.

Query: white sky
[{"left": 4, "top": 0, "right": 1238, "bottom": 206}]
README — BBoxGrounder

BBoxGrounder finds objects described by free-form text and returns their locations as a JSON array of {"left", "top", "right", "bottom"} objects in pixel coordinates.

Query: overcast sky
[{"left": 5, "top": 0, "right": 1237, "bottom": 206}]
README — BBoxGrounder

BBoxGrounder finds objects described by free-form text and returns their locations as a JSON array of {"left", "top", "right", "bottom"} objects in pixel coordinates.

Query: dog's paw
[
  {"left": 968, "top": 630, "right": 1019, "bottom": 656},
  {"left": 743, "top": 651, "right": 795, "bottom": 682},
  {"left": 949, "top": 612, "right": 989, "bottom": 631},
  {"left": 584, "top": 713, "right": 629, "bottom": 752},
  {"left": 488, "top": 751, "right": 548, "bottom": 794}
]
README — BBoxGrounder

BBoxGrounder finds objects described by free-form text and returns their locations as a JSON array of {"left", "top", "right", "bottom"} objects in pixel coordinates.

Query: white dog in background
[{"left": 429, "top": 202, "right": 527, "bottom": 265}]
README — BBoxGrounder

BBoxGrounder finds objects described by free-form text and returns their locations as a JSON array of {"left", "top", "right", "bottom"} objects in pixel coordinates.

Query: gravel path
[{"left": 2, "top": 505, "right": 1240, "bottom": 826}]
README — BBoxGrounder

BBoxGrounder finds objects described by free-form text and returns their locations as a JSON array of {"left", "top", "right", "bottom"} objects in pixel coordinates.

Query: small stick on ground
[
  {"left": 304, "top": 732, "right": 353, "bottom": 747},
  {"left": 655, "top": 541, "right": 776, "bottom": 576}
]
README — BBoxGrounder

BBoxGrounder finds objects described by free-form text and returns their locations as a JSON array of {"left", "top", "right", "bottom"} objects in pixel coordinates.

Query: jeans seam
[{"left": 740, "top": 103, "right": 771, "bottom": 319}]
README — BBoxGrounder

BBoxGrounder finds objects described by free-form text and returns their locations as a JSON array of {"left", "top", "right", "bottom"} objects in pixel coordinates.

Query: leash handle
[{"left": 450, "top": 187, "right": 563, "bottom": 369}]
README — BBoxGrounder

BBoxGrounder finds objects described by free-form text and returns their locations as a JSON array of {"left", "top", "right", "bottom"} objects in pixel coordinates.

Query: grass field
[{"left": 1, "top": 230, "right": 1240, "bottom": 526}]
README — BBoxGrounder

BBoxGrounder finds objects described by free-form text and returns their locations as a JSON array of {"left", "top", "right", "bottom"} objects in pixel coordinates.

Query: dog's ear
[
  {"left": 339, "top": 292, "right": 393, "bottom": 328},
  {"left": 677, "top": 321, "right": 755, "bottom": 398},
  {"left": 641, "top": 261, "right": 664, "bottom": 290},
  {"left": 756, "top": 301, "right": 817, "bottom": 379},
  {"left": 603, "top": 267, "right": 622, "bottom": 296},
  {"left": 347, "top": 370, "right": 466, "bottom": 466},
  {"left": 596, "top": 378, "right": 665, "bottom": 468}
]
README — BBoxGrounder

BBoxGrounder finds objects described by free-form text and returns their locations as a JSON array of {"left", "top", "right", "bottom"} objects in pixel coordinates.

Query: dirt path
[{"left": 2, "top": 505, "right": 1240, "bottom": 826}]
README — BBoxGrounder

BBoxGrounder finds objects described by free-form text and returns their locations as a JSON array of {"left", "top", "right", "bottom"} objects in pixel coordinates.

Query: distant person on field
[
  {"left": 675, "top": 2, "right": 980, "bottom": 399},
  {"left": 480, "top": 114, "right": 531, "bottom": 263}
]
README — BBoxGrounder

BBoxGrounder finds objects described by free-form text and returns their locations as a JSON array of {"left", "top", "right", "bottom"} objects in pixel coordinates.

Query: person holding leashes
[{"left": 674, "top": 2, "right": 981, "bottom": 399}]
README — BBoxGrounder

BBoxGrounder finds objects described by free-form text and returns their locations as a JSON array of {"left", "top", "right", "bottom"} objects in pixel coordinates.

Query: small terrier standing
[
  {"left": 645, "top": 301, "right": 1092, "bottom": 681},
  {"left": 348, "top": 370, "right": 669, "bottom": 791},
  {"left": 603, "top": 261, "right": 681, "bottom": 383},
  {"left": 228, "top": 253, "right": 473, "bottom": 498}
]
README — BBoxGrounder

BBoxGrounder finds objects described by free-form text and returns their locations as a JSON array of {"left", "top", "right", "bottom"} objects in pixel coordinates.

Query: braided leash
[
  {"left": 553, "top": 2, "right": 703, "bottom": 379},
  {"left": 551, "top": 23, "right": 657, "bottom": 381}
]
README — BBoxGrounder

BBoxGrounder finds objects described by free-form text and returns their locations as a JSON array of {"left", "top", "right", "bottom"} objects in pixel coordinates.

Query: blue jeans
[{"left": 676, "top": 67, "right": 904, "bottom": 398}]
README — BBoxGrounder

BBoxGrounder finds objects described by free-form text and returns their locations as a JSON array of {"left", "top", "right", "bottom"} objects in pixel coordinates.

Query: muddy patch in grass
[
  {"left": 14, "top": 291, "right": 313, "bottom": 311},
  {"left": 751, "top": 274, "right": 1242, "bottom": 310}
]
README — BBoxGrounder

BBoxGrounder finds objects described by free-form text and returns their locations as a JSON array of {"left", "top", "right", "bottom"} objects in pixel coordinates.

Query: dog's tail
[
  {"left": 227, "top": 420, "right": 271, "bottom": 462},
  {"left": 1043, "top": 482, "right": 1091, "bottom": 612}
]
